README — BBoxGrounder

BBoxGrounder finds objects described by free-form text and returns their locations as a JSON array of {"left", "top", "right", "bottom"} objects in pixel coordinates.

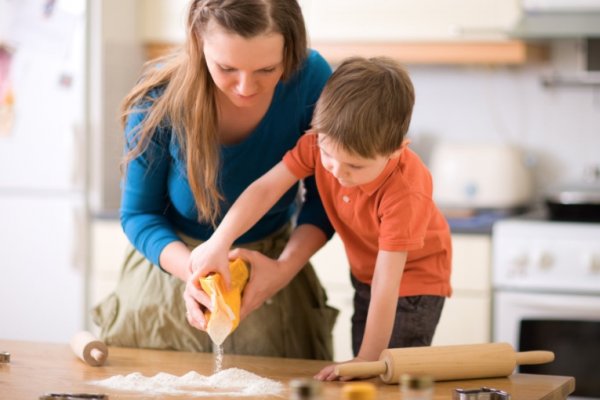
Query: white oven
[{"left": 492, "top": 219, "right": 600, "bottom": 400}]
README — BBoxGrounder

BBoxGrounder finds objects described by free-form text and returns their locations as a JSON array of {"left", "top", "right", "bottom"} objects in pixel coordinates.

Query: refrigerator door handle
[
  {"left": 71, "top": 206, "right": 87, "bottom": 272},
  {"left": 71, "top": 123, "right": 85, "bottom": 190}
]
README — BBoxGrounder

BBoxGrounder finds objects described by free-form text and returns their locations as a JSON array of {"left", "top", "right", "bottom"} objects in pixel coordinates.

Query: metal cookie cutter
[{"left": 453, "top": 387, "right": 511, "bottom": 400}]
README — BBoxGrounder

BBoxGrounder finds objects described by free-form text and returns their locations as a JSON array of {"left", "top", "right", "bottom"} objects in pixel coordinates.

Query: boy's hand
[
  {"left": 314, "top": 363, "right": 339, "bottom": 381},
  {"left": 189, "top": 239, "right": 232, "bottom": 288},
  {"left": 313, "top": 358, "right": 367, "bottom": 381}
]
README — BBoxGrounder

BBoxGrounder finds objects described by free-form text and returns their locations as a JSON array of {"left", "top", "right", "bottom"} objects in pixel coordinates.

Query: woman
[{"left": 92, "top": 0, "right": 338, "bottom": 359}]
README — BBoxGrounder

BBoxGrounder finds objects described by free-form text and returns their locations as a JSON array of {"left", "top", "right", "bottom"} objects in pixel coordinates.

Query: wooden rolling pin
[
  {"left": 70, "top": 331, "right": 108, "bottom": 366},
  {"left": 335, "top": 342, "right": 554, "bottom": 384}
]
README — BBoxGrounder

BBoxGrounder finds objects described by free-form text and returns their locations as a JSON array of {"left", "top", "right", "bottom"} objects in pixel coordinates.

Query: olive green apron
[{"left": 91, "top": 224, "right": 338, "bottom": 360}]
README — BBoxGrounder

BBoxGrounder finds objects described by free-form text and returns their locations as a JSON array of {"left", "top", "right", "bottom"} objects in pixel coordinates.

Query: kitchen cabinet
[
  {"left": 301, "top": 0, "right": 546, "bottom": 65},
  {"left": 137, "top": 0, "right": 548, "bottom": 65},
  {"left": 300, "top": 0, "right": 520, "bottom": 42},
  {"left": 139, "top": 0, "right": 520, "bottom": 43},
  {"left": 88, "top": 218, "right": 130, "bottom": 325},
  {"left": 432, "top": 234, "right": 492, "bottom": 345},
  {"left": 311, "top": 234, "right": 353, "bottom": 361},
  {"left": 137, "top": 0, "right": 188, "bottom": 44}
]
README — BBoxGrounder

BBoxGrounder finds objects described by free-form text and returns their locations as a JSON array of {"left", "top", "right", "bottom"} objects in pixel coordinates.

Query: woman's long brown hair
[{"left": 120, "top": 0, "right": 307, "bottom": 226}]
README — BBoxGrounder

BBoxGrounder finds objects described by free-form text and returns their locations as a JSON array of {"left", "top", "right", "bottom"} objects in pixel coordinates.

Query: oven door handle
[{"left": 509, "top": 296, "right": 600, "bottom": 315}]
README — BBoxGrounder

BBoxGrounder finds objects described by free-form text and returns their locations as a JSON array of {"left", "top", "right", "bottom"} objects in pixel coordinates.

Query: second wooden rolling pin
[
  {"left": 70, "top": 331, "right": 108, "bottom": 367},
  {"left": 334, "top": 342, "right": 554, "bottom": 384}
]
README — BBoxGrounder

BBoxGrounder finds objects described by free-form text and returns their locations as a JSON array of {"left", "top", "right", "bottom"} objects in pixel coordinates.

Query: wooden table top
[{"left": 0, "top": 340, "right": 575, "bottom": 399}]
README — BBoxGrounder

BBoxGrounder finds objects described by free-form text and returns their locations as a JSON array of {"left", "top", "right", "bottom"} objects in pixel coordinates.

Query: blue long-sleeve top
[{"left": 120, "top": 50, "right": 333, "bottom": 267}]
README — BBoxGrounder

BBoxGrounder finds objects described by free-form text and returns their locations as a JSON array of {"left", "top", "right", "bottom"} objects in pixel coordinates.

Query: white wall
[{"left": 407, "top": 40, "right": 600, "bottom": 201}]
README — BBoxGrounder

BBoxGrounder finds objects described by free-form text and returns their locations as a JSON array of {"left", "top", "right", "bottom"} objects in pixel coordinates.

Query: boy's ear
[
  {"left": 389, "top": 148, "right": 402, "bottom": 159},
  {"left": 389, "top": 139, "right": 410, "bottom": 159}
]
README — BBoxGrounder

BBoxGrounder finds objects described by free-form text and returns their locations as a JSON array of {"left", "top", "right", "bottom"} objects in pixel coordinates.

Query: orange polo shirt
[{"left": 283, "top": 133, "right": 452, "bottom": 297}]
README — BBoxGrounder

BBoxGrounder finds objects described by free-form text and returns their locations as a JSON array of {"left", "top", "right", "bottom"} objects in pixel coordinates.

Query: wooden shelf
[
  {"left": 144, "top": 42, "right": 178, "bottom": 60},
  {"left": 312, "top": 40, "right": 549, "bottom": 66},
  {"left": 144, "top": 40, "right": 549, "bottom": 65}
]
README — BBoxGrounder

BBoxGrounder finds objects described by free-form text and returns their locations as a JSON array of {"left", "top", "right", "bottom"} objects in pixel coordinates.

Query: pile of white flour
[{"left": 89, "top": 368, "right": 283, "bottom": 397}]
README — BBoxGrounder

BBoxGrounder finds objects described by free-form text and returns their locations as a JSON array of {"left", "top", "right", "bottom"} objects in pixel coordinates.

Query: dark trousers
[{"left": 350, "top": 274, "right": 445, "bottom": 356}]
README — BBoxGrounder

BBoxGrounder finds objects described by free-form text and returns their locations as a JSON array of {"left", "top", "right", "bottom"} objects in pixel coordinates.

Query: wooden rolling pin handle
[
  {"left": 70, "top": 331, "right": 108, "bottom": 367},
  {"left": 90, "top": 348, "right": 105, "bottom": 363},
  {"left": 515, "top": 350, "right": 555, "bottom": 365},
  {"left": 334, "top": 360, "right": 387, "bottom": 378}
]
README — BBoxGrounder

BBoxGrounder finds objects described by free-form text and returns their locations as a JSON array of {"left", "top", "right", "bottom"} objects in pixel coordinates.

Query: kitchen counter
[{"left": 0, "top": 340, "right": 574, "bottom": 399}]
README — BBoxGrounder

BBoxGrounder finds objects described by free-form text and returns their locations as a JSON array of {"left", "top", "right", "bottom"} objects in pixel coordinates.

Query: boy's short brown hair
[{"left": 311, "top": 56, "right": 415, "bottom": 159}]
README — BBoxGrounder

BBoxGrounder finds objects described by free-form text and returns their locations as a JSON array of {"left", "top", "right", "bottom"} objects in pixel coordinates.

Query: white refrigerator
[{"left": 0, "top": 0, "right": 88, "bottom": 342}]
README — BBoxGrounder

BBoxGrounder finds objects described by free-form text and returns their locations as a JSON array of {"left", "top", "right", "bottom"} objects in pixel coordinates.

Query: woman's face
[{"left": 203, "top": 22, "right": 285, "bottom": 109}]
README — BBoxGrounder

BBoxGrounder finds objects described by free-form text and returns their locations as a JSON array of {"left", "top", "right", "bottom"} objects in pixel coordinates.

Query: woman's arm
[
  {"left": 159, "top": 242, "right": 192, "bottom": 281},
  {"left": 121, "top": 108, "right": 186, "bottom": 277},
  {"left": 357, "top": 250, "right": 407, "bottom": 361}
]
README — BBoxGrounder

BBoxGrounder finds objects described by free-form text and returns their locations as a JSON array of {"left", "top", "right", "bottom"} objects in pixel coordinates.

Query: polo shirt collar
[{"left": 357, "top": 155, "right": 400, "bottom": 196}]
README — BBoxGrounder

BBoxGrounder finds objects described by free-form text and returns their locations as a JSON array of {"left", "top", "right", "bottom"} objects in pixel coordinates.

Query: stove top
[
  {"left": 492, "top": 217, "right": 600, "bottom": 295},
  {"left": 444, "top": 207, "right": 531, "bottom": 234}
]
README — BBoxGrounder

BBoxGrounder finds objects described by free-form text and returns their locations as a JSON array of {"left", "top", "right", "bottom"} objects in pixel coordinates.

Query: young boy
[{"left": 192, "top": 56, "right": 452, "bottom": 380}]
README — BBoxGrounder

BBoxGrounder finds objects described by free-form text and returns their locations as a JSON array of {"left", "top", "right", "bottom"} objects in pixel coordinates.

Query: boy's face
[{"left": 317, "top": 134, "right": 395, "bottom": 188}]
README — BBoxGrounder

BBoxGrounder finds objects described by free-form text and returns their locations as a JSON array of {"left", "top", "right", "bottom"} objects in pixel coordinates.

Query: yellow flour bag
[{"left": 199, "top": 258, "right": 250, "bottom": 345}]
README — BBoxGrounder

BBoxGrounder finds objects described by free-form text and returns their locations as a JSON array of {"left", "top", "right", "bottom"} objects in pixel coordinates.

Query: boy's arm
[
  {"left": 189, "top": 161, "right": 300, "bottom": 280},
  {"left": 357, "top": 250, "right": 407, "bottom": 361},
  {"left": 314, "top": 250, "right": 406, "bottom": 381},
  {"left": 216, "top": 161, "right": 299, "bottom": 244}
]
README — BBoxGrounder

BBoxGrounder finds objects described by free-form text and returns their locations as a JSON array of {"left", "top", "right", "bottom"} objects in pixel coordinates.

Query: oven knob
[
  {"left": 586, "top": 254, "right": 600, "bottom": 275},
  {"left": 533, "top": 251, "right": 554, "bottom": 271},
  {"left": 508, "top": 253, "right": 528, "bottom": 276}
]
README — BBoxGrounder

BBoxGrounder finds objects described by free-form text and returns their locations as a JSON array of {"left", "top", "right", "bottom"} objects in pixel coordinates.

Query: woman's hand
[
  {"left": 183, "top": 276, "right": 211, "bottom": 331},
  {"left": 228, "top": 248, "right": 288, "bottom": 321},
  {"left": 184, "top": 239, "right": 231, "bottom": 330},
  {"left": 313, "top": 357, "right": 369, "bottom": 382}
]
